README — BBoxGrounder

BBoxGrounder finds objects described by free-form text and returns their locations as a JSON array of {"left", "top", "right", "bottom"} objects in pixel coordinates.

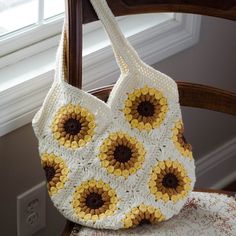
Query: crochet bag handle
[
  {"left": 89, "top": 0, "right": 142, "bottom": 73},
  {"left": 55, "top": 0, "right": 143, "bottom": 84}
]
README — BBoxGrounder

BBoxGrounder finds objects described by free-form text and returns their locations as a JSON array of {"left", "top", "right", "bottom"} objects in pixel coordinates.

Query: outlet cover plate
[{"left": 17, "top": 182, "right": 46, "bottom": 236}]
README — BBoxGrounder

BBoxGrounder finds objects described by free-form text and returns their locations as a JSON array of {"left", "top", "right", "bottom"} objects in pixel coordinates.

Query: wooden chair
[{"left": 61, "top": 0, "right": 236, "bottom": 235}]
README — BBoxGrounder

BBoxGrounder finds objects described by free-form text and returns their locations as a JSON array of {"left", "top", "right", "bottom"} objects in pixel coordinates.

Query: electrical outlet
[{"left": 17, "top": 182, "right": 46, "bottom": 236}]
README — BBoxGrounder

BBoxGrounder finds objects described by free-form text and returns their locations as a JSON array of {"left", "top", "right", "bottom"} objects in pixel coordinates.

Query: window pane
[
  {"left": 0, "top": 0, "right": 38, "bottom": 37},
  {"left": 44, "top": 0, "right": 64, "bottom": 19}
]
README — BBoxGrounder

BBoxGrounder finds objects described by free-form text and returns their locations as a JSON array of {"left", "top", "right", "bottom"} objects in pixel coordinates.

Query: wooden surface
[
  {"left": 224, "top": 180, "right": 236, "bottom": 192},
  {"left": 65, "top": 0, "right": 83, "bottom": 88},
  {"left": 177, "top": 82, "right": 236, "bottom": 116},
  {"left": 82, "top": 0, "right": 236, "bottom": 24},
  {"left": 62, "top": 221, "right": 81, "bottom": 236}
]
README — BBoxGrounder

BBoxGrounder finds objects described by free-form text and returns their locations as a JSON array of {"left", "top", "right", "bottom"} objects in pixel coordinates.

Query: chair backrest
[{"left": 64, "top": 0, "right": 236, "bottom": 116}]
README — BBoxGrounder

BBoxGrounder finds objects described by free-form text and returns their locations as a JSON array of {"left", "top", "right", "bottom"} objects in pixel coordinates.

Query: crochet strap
[
  {"left": 89, "top": 0, "right": 142, "bottom": 73},
  {"left": 55, "top": 23, "right": 68, "bottom": 83},
  {"left": 55, "top": 0, "right": 142, "bottom": 83}
]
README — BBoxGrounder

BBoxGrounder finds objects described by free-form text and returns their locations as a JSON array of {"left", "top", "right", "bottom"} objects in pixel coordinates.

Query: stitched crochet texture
[{"left": 32, "top": 0, "right": 196, "bottom": 230}]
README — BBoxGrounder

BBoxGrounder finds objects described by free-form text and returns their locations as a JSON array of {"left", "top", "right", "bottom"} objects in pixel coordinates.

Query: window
[
  {"left": 0, "top": 1, "right": 173, "bottom": 68},
  {"left": 0, "top": 0, "right": 64, "bottom": 64},
  {"left": 0, "top": 1, "right": 201, "bottom": 136}
]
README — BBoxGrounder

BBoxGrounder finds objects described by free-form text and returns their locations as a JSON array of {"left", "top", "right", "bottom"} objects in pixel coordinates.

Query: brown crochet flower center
[
  {"left": 179, "top": 133, "right": 187, "bottom": 144},
  {"left": 64, "top": 118, "right": 82, "bottom": 135},
  {"left": 44, "top": 166, "right": 55, "bottom": 182},
  {"left": 137, "top": 101, "right": 155, "bottom": 117},
  {"left": 162, "top": 173, "right": 179, "bottom": 188},
  {"left": 139, "top": 219, "right": 151, "bottom": 226},
  {"left": 123, "top": 86, "right": 169, "bottom": 131},
  {"left": 149, "top": 160, "right": 191, "bottom": 203},
  {"left": 123, "top": 204, "right": 165, "bottom": 228},
  {"left": 72, "top": 180, "right": 118, "bottom": 221},
  {"left": 177, "top": 127, "right": 192, "bottom": 151},
  {"left": 114, "top": 145, "right": 132, "bottom": 163},
  {"left": 99, "top": 132, "right": 146, "bottom": 177},
  {"left": 85, "top": 193, "right": 105, "bottom": 209}
]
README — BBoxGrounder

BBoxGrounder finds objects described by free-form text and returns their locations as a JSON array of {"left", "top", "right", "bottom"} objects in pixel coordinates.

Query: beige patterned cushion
[{"left": 70, "top": 192, "right": 236, "bottom": 236}]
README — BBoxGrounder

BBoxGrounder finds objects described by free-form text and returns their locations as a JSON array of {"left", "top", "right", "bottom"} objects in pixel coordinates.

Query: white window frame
[
  {"left": 0, "top": 13, "right": 201, "bottom": 137},
  {"left": 0, "top": 12, "right": 100, "bottom": 68},
  {"left": 0, "top": 16, "right": 63, "bottom": 55},
  {"left": 0, "top": 0, "right": 65, "bottom": 61}
]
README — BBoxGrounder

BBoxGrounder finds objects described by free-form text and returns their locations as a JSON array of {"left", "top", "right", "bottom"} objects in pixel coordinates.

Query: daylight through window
[{"left": 0, "top": 0, "right": 64, "bottom": 38}]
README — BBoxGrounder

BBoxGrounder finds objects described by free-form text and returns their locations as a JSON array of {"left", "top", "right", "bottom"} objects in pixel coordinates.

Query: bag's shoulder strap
[
  {"left": 89, "top": 0, "right": 142, "bottom": 74},
  {"left": 54, "top": 23, "right": 68, "bottom": 83},
  {"left": 55, "top": 0, "right": 143, "bottom": 83}
]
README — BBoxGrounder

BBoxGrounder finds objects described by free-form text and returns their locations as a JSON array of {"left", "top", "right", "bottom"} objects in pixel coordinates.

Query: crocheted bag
[{"left": 32, "top": 0, "right": 195, "bottom": 230}]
